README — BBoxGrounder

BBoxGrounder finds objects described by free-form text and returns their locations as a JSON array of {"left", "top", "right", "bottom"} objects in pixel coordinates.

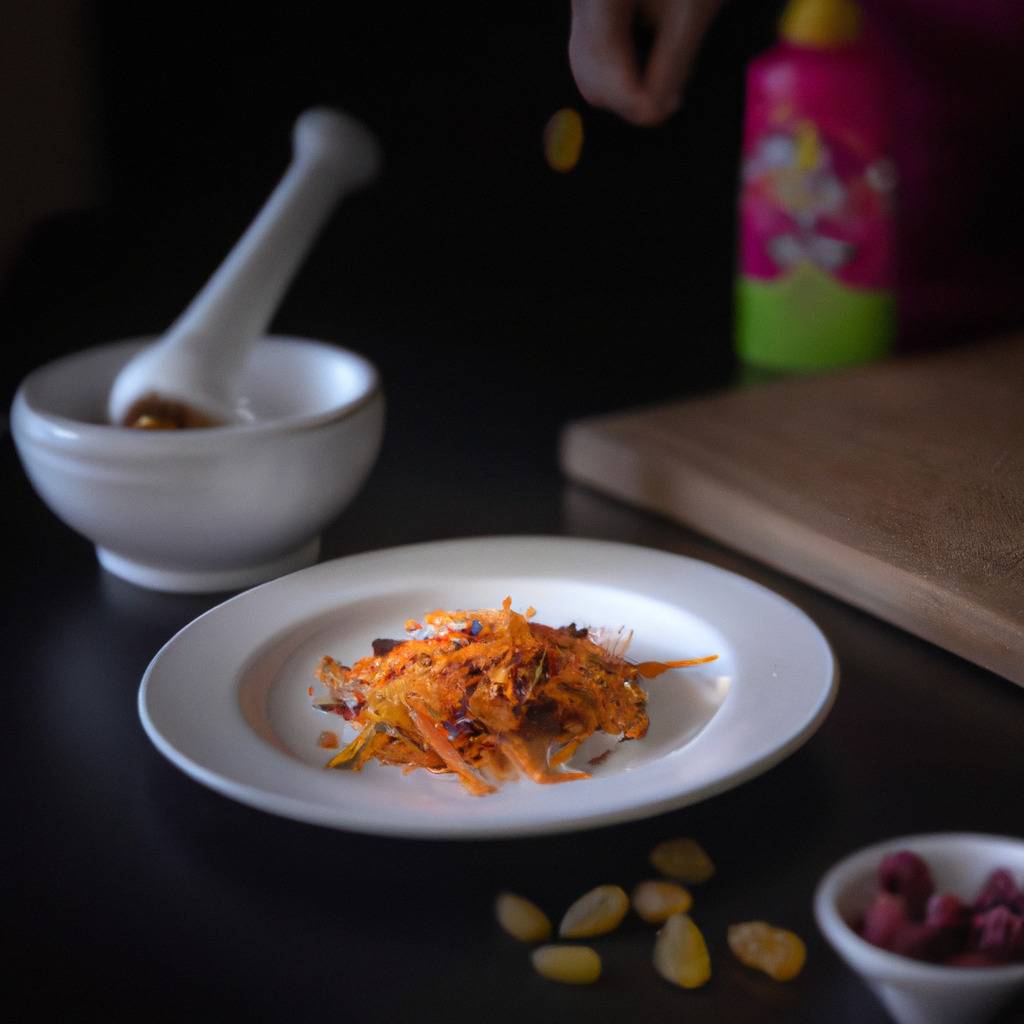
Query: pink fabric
[{"left": 858, "top": 1, "right": 1024, "bottom": 346}]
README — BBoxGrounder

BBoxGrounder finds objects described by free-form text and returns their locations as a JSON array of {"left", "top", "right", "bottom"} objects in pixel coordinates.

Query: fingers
[
  {"left": 642, "top": 0, "right": 723, "bottom": 121},
  {"left": 569, "top": 0, "right": 652, "bottom": 124},
  {"left": 568, "top": 0, "right": 723, "bottom": 127}
]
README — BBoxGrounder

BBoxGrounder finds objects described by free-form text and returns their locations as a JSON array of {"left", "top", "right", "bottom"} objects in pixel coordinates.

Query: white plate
[{"left": 139, "top": 536, "right": 837, "bottom": 838}]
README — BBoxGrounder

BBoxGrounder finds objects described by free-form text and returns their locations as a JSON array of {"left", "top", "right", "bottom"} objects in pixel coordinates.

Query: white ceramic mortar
[{"left": 12, "top": 335, "right": 384, "bottom": 592}]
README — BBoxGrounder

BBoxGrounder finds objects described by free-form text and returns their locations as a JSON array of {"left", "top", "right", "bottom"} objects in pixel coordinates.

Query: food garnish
[
  {"left": 653, "top": 913, "right": 712, "bottom": 988},
  {"left": 313, "top": 598, "right": 717, "bottom": 795},
  {"left": 531, "top": 944, "right": 602, "bottom": 984},
  {"left": 559, "top": 885, "right": 630, "bottom": 939},
  {"left": 728, "top": 921, "right": 807, "bottom": 980},
  {"left": 495, "top": 892, "right": 552, "bottom": 943},
  {"left": 543, "top": 108, "right": 584, "bottom": 173},
  {"left": 495, "top": 837, "right": 801, "bottom": 995},
  {"left": 121, "top": 395, "right": 224, "bottom": 429},
  {"left": 650, "top": 837, "right": 717, "bottom": 884},
  {"left": 632, "top": 880, "right": 693, "bottom": 924}
]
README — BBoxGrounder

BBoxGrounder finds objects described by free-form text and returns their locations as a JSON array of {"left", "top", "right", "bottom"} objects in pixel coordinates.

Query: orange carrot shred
[
  {"left": 499, "top": 734, "right": 589, "bottom": 784},
  {"left": 406, "top": 696, "right": 495, "bottom": 796},
  {"left": 634, "top": 655, "right": 719, "bottom": 679}
]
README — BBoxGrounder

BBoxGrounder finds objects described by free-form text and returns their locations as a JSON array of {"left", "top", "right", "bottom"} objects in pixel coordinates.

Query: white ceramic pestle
[{"left": 107, "top": 107, "right": 380, "bottom": 427}]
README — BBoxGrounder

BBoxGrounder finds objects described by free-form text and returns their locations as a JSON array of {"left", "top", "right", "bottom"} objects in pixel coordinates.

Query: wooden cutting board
[{"left": 560, "top": 334, "right": 1024, "bottom": 687}]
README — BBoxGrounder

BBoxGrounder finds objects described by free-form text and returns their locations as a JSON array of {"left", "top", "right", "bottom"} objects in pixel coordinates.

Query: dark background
[
  {"left": 5, "top": 8, "right": 1024, "bottom": 1023},
  {"left": 6, "top": 2, "right": 1024, "bottom": 417},
  {"left": 3, "top": 3, "right": 783, "bottom": 423}
]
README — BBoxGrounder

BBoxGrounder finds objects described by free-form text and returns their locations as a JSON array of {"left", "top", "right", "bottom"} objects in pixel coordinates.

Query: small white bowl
[
  {"left": 815, "top": 833, "right": 1024, "bottom": 1024},
  {"left": 11, "top": 335, "right": 384, "bottom": 593}
]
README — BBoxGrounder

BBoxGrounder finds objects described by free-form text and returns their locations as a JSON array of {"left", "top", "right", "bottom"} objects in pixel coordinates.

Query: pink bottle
[{"left": 735, "top": 0, "right": 897, "bottom": 372}]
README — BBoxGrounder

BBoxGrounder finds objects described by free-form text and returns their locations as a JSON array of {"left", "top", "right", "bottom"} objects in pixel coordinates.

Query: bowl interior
[
  {"left": 832, "top": 834, "right": 1024, "bottom": 928},
  {"left": 20, "top": 336, "right": 377, "bottom": 427}
]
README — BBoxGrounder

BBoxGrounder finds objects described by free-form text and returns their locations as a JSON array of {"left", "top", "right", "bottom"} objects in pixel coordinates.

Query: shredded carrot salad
[{"left": 313, "top": 598, "right": 717, "bottom": 796}]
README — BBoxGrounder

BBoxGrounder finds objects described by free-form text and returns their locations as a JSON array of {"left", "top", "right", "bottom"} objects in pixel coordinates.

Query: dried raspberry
[
  {"left": 861, "top": 892, "right": 909, "bottom": 948},
  {"left": 878, "top": 850, "right": 934, "bottom": 920},
  {"left": 974, "top": 869, "right": 1020, "bottom": 912},
  {"left": 970, "top": 905, "right": 1024, "bottom": 962},
  {"left": 861, "top": 892, "right": 956, "bottom": 961},
  {"left": 925, "top": 892, "right": 969, "bottom": 931}
]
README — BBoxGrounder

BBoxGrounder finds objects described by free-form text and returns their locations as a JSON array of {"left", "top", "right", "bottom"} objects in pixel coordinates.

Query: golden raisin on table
[
  {"left": 632, "top": 880, "right": 693, "bottom": 924},
  {"left": 653, "top": 912, "right": 712, "bottom": 989},
  {"left": 559, "top": 884, "right": 629, "bottom": 938},
  {"left": 650, "top": 837, "right": 716, "bottom": 884},
  {"left": 727, "top": 921, "right": 807, "bottom": 981},
  {"left": 495, "top": 892, "right": 552, "bottom": 943},
  {"left": 531, "top": 944, "right": 602, "bottom": 984}
]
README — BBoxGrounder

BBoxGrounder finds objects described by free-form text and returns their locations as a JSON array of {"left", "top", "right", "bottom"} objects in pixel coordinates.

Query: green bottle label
[{"left": 736, "top": 264, "right": 895, "bottom": 372}]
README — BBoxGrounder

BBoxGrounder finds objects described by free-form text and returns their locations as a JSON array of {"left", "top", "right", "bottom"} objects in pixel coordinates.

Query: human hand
[{"left": 569, "top": 0, "right": 724, "bottom": 125}]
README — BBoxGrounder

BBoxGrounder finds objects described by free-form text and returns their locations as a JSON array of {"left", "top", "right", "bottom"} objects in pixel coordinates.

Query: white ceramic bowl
[
  {"left": 11, "top": 335, "right": 384, "bottom": 593},
  {"left": 815, "top": 833, "right": 1024, "bottom": 1024}
]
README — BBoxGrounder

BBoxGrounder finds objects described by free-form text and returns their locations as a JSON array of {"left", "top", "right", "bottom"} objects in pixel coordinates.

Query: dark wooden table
[{"left": 5, "top": 269, "right": 1023, "bottom": 1021}]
